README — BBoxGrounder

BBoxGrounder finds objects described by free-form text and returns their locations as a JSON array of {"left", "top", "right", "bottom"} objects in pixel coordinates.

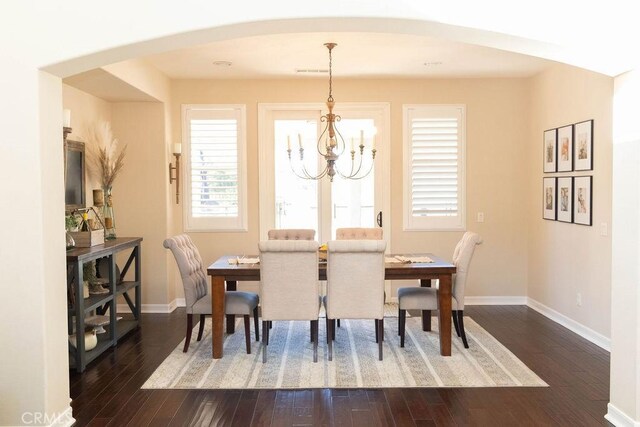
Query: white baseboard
[
  {"left": 526, "top": 297, "right": 611, "bottom": 351},
  {"left": 117, "top": 298, "right": 178, "bottom": 314},
  {"left": 175, "top": 298, "right": 185, "bottom": 307},
  {"left": 605, "top": 403, "right": 640, "bottom": 427},
  {"left": 46, "top": 406, "right": 74, "bottom": 427}
]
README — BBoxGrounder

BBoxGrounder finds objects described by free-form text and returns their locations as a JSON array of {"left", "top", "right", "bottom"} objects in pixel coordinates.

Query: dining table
[{"left": 207, "top": 253, "right": 456, "bottom": 359}]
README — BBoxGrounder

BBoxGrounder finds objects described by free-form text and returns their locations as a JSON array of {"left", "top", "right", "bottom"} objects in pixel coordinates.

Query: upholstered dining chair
[
  {"left": 268, "top": 228, "right": 316, "bottom": 241},
  {"left": 259, "top": 239, "right": 321, "bottom": 363},
  {"left": 397, "top": 231, "right": 482, "bottom": 349},
  {"left": 163, "top": 234, "right": 259, "bottom": 354},
  {"left": 334, "top": 227, "right": 384, "bottom": 328},
  {"left": 336, "top": 227, "right": 382, "bottom": 240},
  {"left": 324, "top": 239, "right": 387, "bottom": 361}
]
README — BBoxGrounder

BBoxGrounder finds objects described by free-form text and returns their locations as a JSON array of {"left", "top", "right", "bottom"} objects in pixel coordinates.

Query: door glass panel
[
  {"left": 274, "top": 119, "right": 319, "bottom": 237},
  {"left": 331, "top": 118, "right": 376, "bottom": 238}
]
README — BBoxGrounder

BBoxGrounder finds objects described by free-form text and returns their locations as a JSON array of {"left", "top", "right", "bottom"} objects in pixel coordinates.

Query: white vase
[{"left": 69, "top": 329, "right": 98, "bottom": 351}]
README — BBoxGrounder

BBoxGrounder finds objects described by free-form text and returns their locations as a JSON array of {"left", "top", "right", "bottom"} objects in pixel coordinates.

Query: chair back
[
  {"left": 452, "top": 231, "right": 483, "bottom": 309},
  {"left": 163, "top": 234, "right": 208, "bottom": 312},
  {"left": 326, "top": 240, "right": 386, "bottom": 319},
  {"left": 258, "top": 240, "right": 320, "bottom": 321},
  {"left": 336, "top": 227, "right": 382, "bottom": 240},
  {"left": 268, "top": 229, "right": 316, "bottom": 240}
]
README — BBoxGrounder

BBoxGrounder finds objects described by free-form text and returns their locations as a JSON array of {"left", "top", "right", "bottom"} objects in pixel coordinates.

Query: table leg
[
  {"left": 438, "top": 274, "right": 452, "bottom": 356},
  {"left": 420, "top": 279, "right": 432, "bottom": 331},
  {"left": 226, "top": 280, "right": 237, "bottom": 333},
  {"left": 211, "top": 275, "right": 226, "bottom": 358}
]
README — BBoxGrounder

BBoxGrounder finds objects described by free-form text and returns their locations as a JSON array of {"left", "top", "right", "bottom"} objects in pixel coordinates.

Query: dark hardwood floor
[{"left": 69, "top": 305, "right": 611, "bottom": 426}]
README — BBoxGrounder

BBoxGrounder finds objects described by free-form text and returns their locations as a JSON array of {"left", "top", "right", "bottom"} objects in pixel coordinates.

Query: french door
[{"left": 259, "top": 103, "right": 390, "bottom": 246}]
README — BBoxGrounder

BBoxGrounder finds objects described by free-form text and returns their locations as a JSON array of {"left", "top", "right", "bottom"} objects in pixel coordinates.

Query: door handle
[{"left": 377, "top": 211, "right": 383, "bottom": 227}]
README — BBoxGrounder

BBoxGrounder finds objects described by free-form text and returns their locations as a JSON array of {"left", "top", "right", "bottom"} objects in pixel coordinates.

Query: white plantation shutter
[
  {"left": 183, "top": 105, "right": 247, "bottom": 231},
  {"left": 403, "top": 105, "right": 466, "bottom": 230}
]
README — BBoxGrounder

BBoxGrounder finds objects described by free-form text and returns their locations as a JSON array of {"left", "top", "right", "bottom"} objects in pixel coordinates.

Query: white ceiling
[{"left": 143, "top": 32, "right": 555, "bottom": 80}]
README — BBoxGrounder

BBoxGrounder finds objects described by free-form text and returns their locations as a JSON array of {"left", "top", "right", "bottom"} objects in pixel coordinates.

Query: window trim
[
  {"left": 403, "top": 104, "right": 466, "bottom": 231},
  {"left": 182, "top": 104, "right": 248, "bottom": 232}
]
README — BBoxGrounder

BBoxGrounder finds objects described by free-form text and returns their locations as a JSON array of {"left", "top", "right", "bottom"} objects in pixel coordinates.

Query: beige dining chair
[
  {"left": 259, "top": 239, "right": 321, "bottom": 363},
  {"left": 164, "top": 234, "right": 260, "bottom": 354},
  {"left": 336, "top": 227, "right": 382, "bottom": 240},
  {"left": 334, "top": 227, "right": 384, "bottom": 328},
  {"left": 268, "top": 229, "right": 316, "bottom": 240},
  {"left": 324, "top": 239, "right": 387, "bottom": 361},
  {"left": 267, "top": 228, "right": 316, "bottom": 335},
  {"left": 397, "top": 231, "right": 482, "bottom": 349}
]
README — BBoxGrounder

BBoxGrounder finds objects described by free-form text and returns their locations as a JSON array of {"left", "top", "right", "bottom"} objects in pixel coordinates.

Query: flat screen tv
[{"left": 65, "top": 140, "right": 86, "bottom": 210}]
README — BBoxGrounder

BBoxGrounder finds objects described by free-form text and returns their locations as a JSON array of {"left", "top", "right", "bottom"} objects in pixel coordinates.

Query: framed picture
[
  {"left": 573, "top": 176, "right": 592, "bottom": 226},
  {"left": 557, "top": 125, "right": 573, "bottom": 172},
  {"left": 574, "top": 120, "right": 594, "bottom": 171},
  {"left": 543, "top": 128, "right": 557, "bottom": 173},
  {"left": 543, "top": 177, "right": 556, "bottom": 221},
  {"left": 557, "top": 176, "right": 573, "bottom": 223}
]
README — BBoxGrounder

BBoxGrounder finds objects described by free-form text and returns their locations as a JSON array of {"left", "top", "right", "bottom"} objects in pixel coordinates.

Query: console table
[{"left": 66, "top": 237, "right": 142, "bottom": 372}]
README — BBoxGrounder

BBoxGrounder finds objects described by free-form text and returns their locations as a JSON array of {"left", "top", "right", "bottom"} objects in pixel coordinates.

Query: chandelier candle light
[{"left": 287, "top": 43, "right": 376, "bottom": 181}]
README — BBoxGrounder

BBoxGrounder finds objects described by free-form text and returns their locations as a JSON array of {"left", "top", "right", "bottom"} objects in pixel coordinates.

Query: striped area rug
[{"left": 142, "top": 315, "right": 547, "bottom": 389}]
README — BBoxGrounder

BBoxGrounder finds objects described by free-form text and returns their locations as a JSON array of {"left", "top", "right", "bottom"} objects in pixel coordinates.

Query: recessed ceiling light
[
  {"left": 212, "top": 60, "right": 232, "bottom": 67},
  {"left": 423, "top": 61, "right": 443, "bottom": 66}
]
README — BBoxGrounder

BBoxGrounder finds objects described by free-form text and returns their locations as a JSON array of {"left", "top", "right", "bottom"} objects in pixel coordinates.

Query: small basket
[{"left": 69, "top": 229, "right": 105, "bottom": 247}]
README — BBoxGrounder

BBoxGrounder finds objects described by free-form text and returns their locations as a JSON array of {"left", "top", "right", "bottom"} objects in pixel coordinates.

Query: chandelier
[{"left": 287, "top": 43, "right": 376, "bottom": 181}]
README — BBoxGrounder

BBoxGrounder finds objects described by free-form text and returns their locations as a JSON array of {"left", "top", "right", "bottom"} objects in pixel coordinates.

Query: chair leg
[
  {"left": 197, "top": 314, "right": 205, "bottom": 341},
  {"left": 183, "top": 314, "right": 193, "bottom": 353},
  {"left": 458, "top": 311, "right": 469, "bottom": 348},
  {"left": 337, "top": 319, "right": 341, "bottom": 328},
  {"left": 328, "top": 318, "right": 333, "bottom": 361},
  {"left": 332, "top": 319, "right": 336, "bottom": 341},
  {"left": 399, "top": 309, "right": 406, "bottom": 348},
  {"left": 262, "top": 320, "right": 268, "bottom": 363},
  {"left": 377, "top": 319, "right": 384, "bottom": 361},
  {"left": 253, "top": 306, "right": 260, "bottom": 341},
  {"left": 268, "top": 321, "right": 272, "bottom": 329},
  {"left": 312, "top": 320, "right": 318, "bottom": 363},
  {"left": 244, "top": 315, "right": 251, "bottom": 354},
  {"left": 226, "top": 314, "right": 235, "bottom": 334},
  {"left": 422, "top": 310, "right": 431, "bottom": 331},
  {"left": 452, "top": 310, "right": 461, "bottom": 337},
  {"left": 375, "top": 319, "right": 379, "bottom": 343}
]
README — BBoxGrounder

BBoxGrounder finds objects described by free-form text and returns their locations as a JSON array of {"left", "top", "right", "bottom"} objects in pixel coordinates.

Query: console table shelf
[{"left": 66, "top": 237, "right": 143, "bottom": 372}]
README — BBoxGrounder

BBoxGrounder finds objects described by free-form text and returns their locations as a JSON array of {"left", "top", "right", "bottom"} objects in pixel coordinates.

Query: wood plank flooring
[{"left": 69, "top": 306, "right": 611, "bottom": 426}]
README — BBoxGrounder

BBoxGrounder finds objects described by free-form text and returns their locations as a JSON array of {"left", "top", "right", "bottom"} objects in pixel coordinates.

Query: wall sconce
[
  {"left": 169, "top": 143, "right": 181, "bottom": 204},
  {"left": 63, "top": 109, "right": 72, "bottom": 141}
]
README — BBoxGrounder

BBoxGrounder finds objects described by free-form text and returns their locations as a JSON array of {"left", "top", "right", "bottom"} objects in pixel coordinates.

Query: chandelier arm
[
  {"left": 317, "top": 120, "right": 329, "bottom": 156},
  {"left": 338, "top": 158, "right": 374, "bottom": 180},
  {"left": 288, "top": 160, "right": 314, "bottom": 180}
]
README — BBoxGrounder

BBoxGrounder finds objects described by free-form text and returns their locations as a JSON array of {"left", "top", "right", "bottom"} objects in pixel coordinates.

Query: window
[
  {"left": 182, "top": 105, "right": 247, "bottom": 231},
  {"left": 403, "top": 105, "right": 466, "bottom": 231}
]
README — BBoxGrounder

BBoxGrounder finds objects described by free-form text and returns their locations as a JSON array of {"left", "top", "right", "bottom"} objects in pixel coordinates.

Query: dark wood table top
[
  {"left": 66, "top": 237, "right": 143, "bottom": 261},
  {"left": 207, "top": 253, "right": 455, "bottom": 281}
]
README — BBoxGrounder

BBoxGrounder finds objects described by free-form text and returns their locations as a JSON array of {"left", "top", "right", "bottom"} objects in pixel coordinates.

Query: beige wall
[
  {"left": 527, "top": 64, "right": 613, "bottom": 338},
  {"left": 62, "top": 84, "right": 113, "bottom": 204},
  {"left": 111, "top": 102, "right": 170, "bottom": 305},
  {"left": 171, "top": 78, "right": 530, "bottom": 299}
]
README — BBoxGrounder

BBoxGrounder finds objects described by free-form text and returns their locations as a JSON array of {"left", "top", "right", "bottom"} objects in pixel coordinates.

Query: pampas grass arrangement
[{"left": 87, "top": 122, "right": 127, "bottom": 188}]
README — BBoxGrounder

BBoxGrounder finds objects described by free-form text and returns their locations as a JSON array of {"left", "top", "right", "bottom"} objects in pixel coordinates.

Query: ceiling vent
[{"left": 295, "top": 69, "right": 329, "bottom": 74}]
